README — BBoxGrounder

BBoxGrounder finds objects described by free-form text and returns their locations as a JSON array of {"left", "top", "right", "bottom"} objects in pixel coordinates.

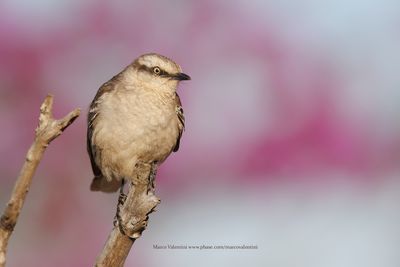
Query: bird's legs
[
  {"left": 118, "top": 179, "right": 127, "bottom": 203},
  {"left": 148, "top": 161, "right": 158, "bottom": 192},
  {"left": 114, "top": 162, "right": 159, "bottom": 237},
  {"left": 114, "top": 179, "right": 127, "bottom": 233}
]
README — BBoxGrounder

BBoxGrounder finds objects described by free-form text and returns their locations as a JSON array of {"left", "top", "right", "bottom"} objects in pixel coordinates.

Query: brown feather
[
  {"left": 87, "top": 74, "right": 121, "bottom": 178},
  {"left": 173, "top": 93, "right": 185, "bottom": 152}
]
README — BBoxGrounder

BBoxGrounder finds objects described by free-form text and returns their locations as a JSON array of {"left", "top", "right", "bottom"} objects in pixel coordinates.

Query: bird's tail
[{"left": 90, "top": 176, "right": 121, "bottom": 193}]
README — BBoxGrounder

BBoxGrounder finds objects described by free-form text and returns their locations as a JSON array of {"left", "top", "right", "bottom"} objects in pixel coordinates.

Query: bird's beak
[{"left": 171, "top": 72, "right": 191, "bottom": 81}]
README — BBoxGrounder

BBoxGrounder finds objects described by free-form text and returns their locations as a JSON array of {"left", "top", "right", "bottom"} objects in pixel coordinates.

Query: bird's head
[{"left": 129, "top": 53, "right": 190, "bottom": 93}]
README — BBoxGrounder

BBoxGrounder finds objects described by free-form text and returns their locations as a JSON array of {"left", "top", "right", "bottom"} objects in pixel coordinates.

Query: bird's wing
[
  {"left": 173, "top": 93, "right": 185, "bottom": 152},
  {"left": 87, "top": 75, "right": 119, "bottom": 177}
]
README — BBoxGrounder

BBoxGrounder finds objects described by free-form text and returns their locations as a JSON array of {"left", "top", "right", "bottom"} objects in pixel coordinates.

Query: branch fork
[
  {"left": 0, "top": 94, "right": 159, "bottom": 267},
  {"left": 0, "top": 95, "right": 80, "bottom": 267}
]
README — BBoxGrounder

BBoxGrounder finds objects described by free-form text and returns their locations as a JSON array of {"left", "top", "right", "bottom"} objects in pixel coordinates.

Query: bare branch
[
  {"left": 95, "top": 163, "right": 160, "bottom": 267},
  {"left": 0, "top": 95, "right": 80, "bottom": 267}
]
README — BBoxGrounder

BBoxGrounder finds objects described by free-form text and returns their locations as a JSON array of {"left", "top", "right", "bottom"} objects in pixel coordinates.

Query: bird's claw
[
  {"left": 147, "top": 162, "right": 158, "bottom": 192},
  {"left": 114, "top": 180, "right": 127, "bottom": 230}
]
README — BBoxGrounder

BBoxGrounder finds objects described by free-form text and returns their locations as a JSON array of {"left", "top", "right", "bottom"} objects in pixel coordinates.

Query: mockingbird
[{"left": 87, "top": 53, "right": 190, "bottom": 193}]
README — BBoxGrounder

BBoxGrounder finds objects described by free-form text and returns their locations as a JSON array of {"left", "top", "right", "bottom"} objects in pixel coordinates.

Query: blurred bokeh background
[{"left": 1, "top": 0, "right": 400, "bottom": 266}]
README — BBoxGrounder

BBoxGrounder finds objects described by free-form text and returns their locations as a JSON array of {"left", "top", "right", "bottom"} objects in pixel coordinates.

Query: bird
[{"left": 87, "top": 53, "right": 190, "bottom": 193}]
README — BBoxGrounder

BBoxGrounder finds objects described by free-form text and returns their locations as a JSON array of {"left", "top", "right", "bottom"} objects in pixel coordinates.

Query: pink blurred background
[{"left": 1, "top": 0, "right": 400, "bottom": 266}]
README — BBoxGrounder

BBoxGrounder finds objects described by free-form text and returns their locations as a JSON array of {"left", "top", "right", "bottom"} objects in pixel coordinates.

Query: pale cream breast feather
[
  {"left": 92, "top": 82, "right": 180, "bottom": 180},
  {"left": 87, "top": 53, "right": 189, "bottom": 190}
]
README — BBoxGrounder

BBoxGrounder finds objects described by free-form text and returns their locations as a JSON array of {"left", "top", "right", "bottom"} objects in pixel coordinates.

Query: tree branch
[
  {"left": 0, "top": 95, "right": 80, "bottom": 267},
  {"left": 95, "top": 163, "right": 160, "bottom": 267}
]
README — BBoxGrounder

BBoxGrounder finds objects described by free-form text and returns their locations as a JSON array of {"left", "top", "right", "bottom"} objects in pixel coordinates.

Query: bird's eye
[{"left": 153, "top": 67, "right": 161, "bottom": 75}]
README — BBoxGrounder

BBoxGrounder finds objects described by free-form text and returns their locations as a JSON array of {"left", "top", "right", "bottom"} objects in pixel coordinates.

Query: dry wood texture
[
  {"left": 94, "top": 163, "right": 160, "bottom": 267},
  {"left": 0, "top": 95, "right": 80, "bottom": 267}
]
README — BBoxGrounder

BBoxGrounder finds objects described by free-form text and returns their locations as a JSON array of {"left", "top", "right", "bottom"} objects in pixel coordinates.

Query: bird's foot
[
  {"left": 113, "top": 180, "right": 128, "bottom": 229},
  {"left": 114, "top": 197, "right": 149, "bottom": 239},
  {"left": 147, "top": 162, "right": 158, "bottom": 193},
  {"left": 113, "top": 165, "right": 160, "bottom": 239}
]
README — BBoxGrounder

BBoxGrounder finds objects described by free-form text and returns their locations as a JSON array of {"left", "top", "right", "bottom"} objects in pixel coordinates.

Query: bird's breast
[{"left": 94, "top": 88, "right": 178, "bottom": 157}]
